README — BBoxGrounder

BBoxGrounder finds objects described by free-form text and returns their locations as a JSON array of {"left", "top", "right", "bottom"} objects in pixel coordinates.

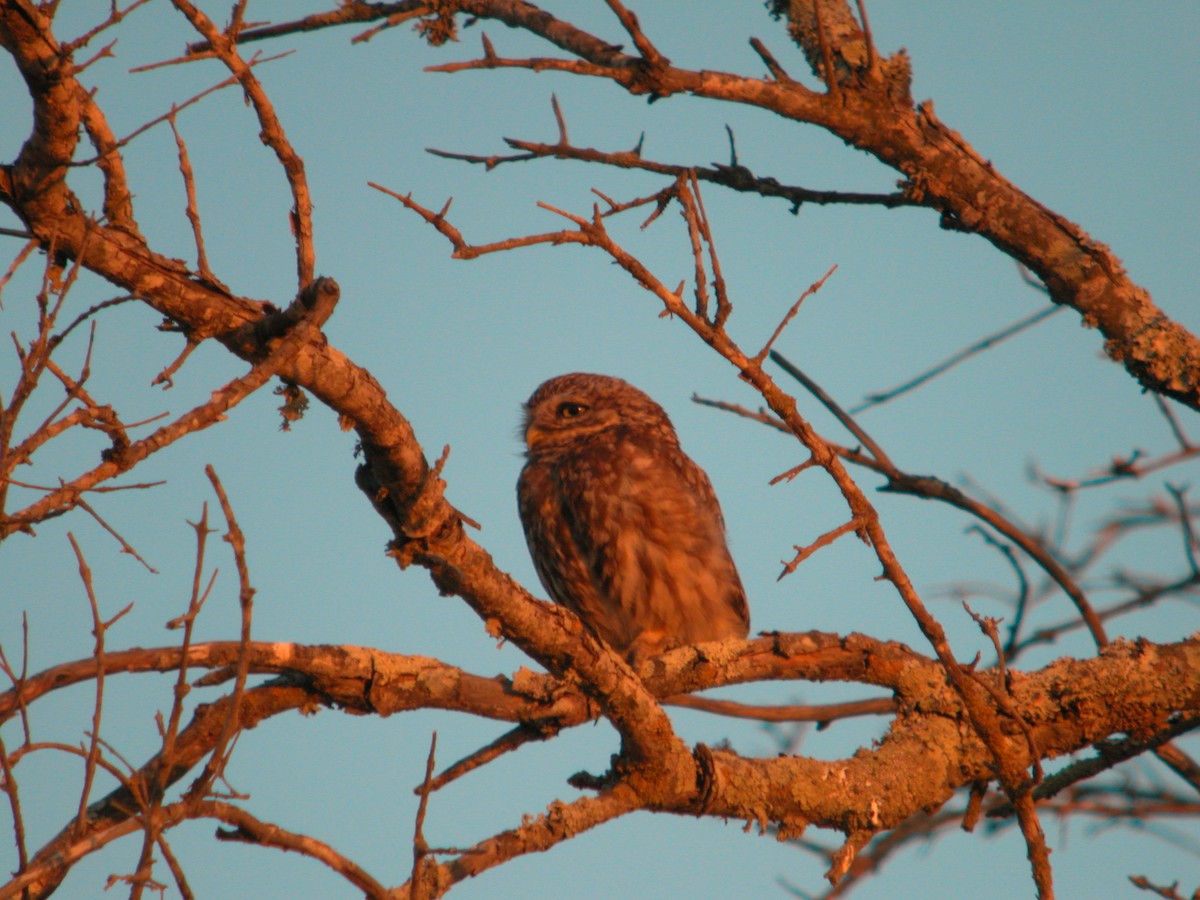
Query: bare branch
[
  {"left": 207, "top": 801, "right": 390, "bottom": 900},
  {"left": 749, "top": 36, "right": 794, "bottom": 82},
  {"left": 779, "top": 518, "right": 863, "bottom": 580},
  {"left": 664, "top": 693, "right": 894, "bottom": 723},
  {"left": 168, "top": 113, "right": 213, "bottom": 282},
  {"left": 851, "top": 305, "right": 1064, "bottom": 414},
  {"left": 168, "top": 2, "right": 314, "bottom": 287},
  {"left": 754, "top": 265, "right": 838, "bottom": 363},
  {"left": 411, "top": 732, "right": 438, "bottom": 900},
  {"left": 770, "top": 350, "right": 893, "bottom": 468},
  {"left": 421, "top": 723, "right": 562, "bottom": 795}
]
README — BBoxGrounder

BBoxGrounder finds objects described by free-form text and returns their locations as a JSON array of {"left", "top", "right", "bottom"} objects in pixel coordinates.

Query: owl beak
[{"left": 524, "top": 423, "right": 544, "bottom": 449}]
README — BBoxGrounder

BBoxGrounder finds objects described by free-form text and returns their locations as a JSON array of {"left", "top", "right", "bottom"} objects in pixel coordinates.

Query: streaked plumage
[{"left": 517, "top": 373, "right": 749, "bottom": 662}]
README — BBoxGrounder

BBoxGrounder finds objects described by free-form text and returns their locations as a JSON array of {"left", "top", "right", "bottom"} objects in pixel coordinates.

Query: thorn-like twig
[
  {"left": 551, "top": 93, "right": 568, "bottom": 144},
  {"left": 167, "top": 112, "right": 215, "bottom": 284},
  {"left": 419, "top": 723, "right": 560, "bottom": 794},
  {"left": 854, "top": 0, "right": 877, "bottom": 75},
  {"left": 813, "top": 0, "right": 839, "bottom": 95},
  {"left": 779, "top": 518, "right": 863, "bottom": 580},
  {"left": 753, "top": 265, "right": 837, "bottom": 364},
  {"left": 852, "top": 305, "right": 1062, "bottom": 414},
  {"left": 411, "top": 732, "right": 438, "bottom": 900},
  {"left": 749, "top": 36, "right": 792, "bottom": 82},
  {"left": 604, "top": 0, "right": 667, "bottom": 68},
  {"left": 770, "top": 350, "right": 892, "bottom": 468}
]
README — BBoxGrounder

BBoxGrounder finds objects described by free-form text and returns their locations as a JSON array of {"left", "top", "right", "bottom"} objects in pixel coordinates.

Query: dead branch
[
  {"left": 168, "top": 2, "right": 315, "bottom": 287},
  {"left": 851, "top": 305, "right": 1064, "bottom": 414},
  {"left": 664, "top": 693, "right": 894, "bottom": 723}
]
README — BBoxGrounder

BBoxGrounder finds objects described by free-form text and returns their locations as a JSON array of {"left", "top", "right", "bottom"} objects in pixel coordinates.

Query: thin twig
[
  {"left": 411, "top": 732, "right": 438, "bottom": 900},
  {"left": 3, "top": 280, "right": 337, "bottom": 537},
  {"left": 75, "top": 496, "right": 157, "bottom": 572},
  {"left": 0, "top": 732, "right": 27, "bottom": 873},
  {"left": 604, "top": 0, "right": 666, "bottom": 68},
  {"left": 168, "top": 113, "right": 213, "bottom": 281},
  {"left": 754, "top": 266, "right": 838, "bottom": 363},
  {"left": 152, "top": 336, "right": 201, "bottom": 389},
  {"left": 749, "top": 36, "right": 793, "bottom": 82},
  {"left": 0, "top": 238, "right": 38, "bottom": 306},
  {"left": 964, "top": 527, "right": 1030, "bottom": 659},
  {"left": 854, "top": 0, "right": 876, "bottom": 75},
  {"left": 962, "top": 600, "right": 1008, "bottom": 687},
  {"left": 1165, "top": 485, "right": 1199, "bottom": 577},
  {"left": 433, "top": 132, "right": 912, "bottom": 211},
  {"left": 60, "top": 0, "right": 153, "bottom": 56},
  {"left": 80, "top": 53, "right": 292, "bottom": 161},
  {"left": 421, "top": 723, "right": 560, "bottom": 795},
  {"left": 207, "top": 800, "right": 390, "bottom": 899},
  {"left": 170, "top": 3, "right": 314, "bottom": 286},
  {"left": 155, "top": 835, "right": 194, "bottom": 900},
  {"left": 67, "top": 534, "right": 133, "bottom": 829},
  {"left": 188, "top": 466, "right": 255, "bottom": 797},
  {"left": 852, "top": 305, "right": 1062, "bottom": 414},
  {"left": 813, "top": 0, "right": 839, "bottom": 94},
  {"left": 1153, "top": 394, "right": 1192, "bottom": 452},
  {"left": 770, "top": 351, "right": 893, "bottom": 467},
  {"left": 159, "top": 503, "right": 216, "bottom": 796},
  {"left": 779, "top": 518, "right": 862, "bottom": 580},
  {"left": 665, "top": 694, "right": 894, "bottom": 723}
]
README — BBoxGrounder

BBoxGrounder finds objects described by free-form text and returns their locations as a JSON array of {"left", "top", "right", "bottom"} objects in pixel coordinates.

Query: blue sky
[{"left": 1, "top": 3, "right": 1197, "bottom": 898}]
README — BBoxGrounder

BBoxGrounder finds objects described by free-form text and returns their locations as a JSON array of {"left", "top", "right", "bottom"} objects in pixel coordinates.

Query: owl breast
[{"left": 517, "top": 377, "right": 749, "bottom": 663}]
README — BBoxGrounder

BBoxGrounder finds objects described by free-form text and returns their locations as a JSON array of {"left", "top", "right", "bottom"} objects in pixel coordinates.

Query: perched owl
[{"left": 517, "top": 373, "right": 749, "bottom": 663}]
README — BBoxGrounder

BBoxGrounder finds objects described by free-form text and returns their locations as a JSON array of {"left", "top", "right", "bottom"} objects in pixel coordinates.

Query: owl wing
[
  {"left": 517, "top": 459, "right": 623, "bottom": 646},
  {"left": 552, "top": 432, "right": 749, "bottom": 653}
]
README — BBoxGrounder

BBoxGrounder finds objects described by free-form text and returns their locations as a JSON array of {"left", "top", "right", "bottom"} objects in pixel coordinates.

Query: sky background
[{"left": 1, "top": 2, "right": 1198, "bottom": 898}]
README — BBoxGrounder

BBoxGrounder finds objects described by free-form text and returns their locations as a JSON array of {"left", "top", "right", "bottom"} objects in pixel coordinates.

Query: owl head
[{"left": 521, "top": 373, "right": 678, "bottom": 457}]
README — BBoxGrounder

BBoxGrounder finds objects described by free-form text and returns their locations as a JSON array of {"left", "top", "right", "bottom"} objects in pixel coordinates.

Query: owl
[{"left": 517, "top": 373, "right": 749, "bottom": 663}]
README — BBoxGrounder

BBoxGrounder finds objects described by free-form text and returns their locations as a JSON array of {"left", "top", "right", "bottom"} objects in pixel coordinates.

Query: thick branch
[{"left": 8, "top": 634, "right": 1195, "bottom": 899}]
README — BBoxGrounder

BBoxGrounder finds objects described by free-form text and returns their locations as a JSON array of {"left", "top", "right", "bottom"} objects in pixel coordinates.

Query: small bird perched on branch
[{"left": 518, "top": 372, "right": 749, "bottom": 663}]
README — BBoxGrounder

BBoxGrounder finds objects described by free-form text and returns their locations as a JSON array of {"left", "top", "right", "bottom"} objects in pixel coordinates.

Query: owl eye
[{"left": 556, "top": 401, "right": 589, "bottom": 419}]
